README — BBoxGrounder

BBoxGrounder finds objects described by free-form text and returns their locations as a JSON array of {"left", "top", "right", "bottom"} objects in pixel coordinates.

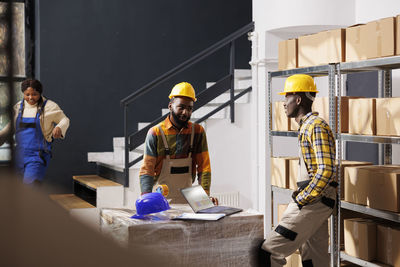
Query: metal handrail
[
  {"left": 120, "top": 22, "right": 254, "bottom": 186},
  {"left": 127, "top": 86, "right": 252, "bottom": 168},
  {"left": 120, "top": 22, "right": 254, "bottom": 106}
]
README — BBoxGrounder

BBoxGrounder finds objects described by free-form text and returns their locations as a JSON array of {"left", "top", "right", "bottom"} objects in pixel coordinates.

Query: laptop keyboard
[{"left": 198, "top": 206, "right": 241, "bottom": 214}]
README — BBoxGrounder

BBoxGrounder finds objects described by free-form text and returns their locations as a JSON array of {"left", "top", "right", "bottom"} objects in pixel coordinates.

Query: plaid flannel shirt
[
  {"left": 295, "top": 112, "right": 336, "bottom": 206},
  {"left": 139, "top": 116, "right": 211, "bottom": 194}
]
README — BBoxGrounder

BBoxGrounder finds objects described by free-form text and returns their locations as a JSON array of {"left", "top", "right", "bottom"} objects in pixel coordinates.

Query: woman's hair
[{"left": 21, "top": 79, "right": 43, "bottom": 94}]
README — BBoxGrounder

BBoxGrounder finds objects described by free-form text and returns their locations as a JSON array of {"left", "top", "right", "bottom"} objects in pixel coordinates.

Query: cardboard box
[
  {"left": 271, "top": 157, "right": 298, "bottom": 188},
  {"left": 271, "top": 157, "right": 289, "bottom": 188},
  {"left": 346, "top": 24, "right": 367, "bottom": 62},
  {"left": 284, "top": 251, "right": 301, "bottom": 267},
  {"left": 394, "top": 227, "right": 400, "bottom": 267},
  {"left": 397, "top": 15, "right": 400, "bottom": 55},
  {"left": 277, "top": 204, "right": 288, "bottom": 223},
  {"left": 278, "top": 39, "right": 298, "bottom": 70},
  {"left": 344, "top": 218, "right": 377, "bottom": 261},
  {"left": 377, "top": 224, "right": 400, "bottom": 266},
  {"left": 290, "top": 118, "right": 298, "bottom": 131},
  {"left": 346, "top": 17, "right": 395, "bottom": 61},
  {"left": 348, "top": 98, "right": 376, "bottom": 135},
  {"left": 298, "top": 29, "right": 345, "bottom": 67},
  {"left": 288, "top": 158, "right": 299, "bottom": 190},
  {"left": 364, "top": 17, "right": 395, "bottom": 59},
  {"left": 377, "top": 224, "right": 390, "bottom": 265},
  {"left": 376, "top": 97, "right": 400, "bottom": 136},
  {"left": 298, "top": 33, "right": 320, "bottom": 67},
  {"left": 345, "top": 165, "right": 400, "bottom": 212},
  {"left": 312, "top": 96, "right": 357, "bottom": 133},
  {"left": 339, "top": 209, "right": 371, "bottom": 249},
  {"left": 337, "top": 160, "right": 373, "bottom": 199},
  {"left": 318, "top": 28, "right": 346, "bottom": 64},
  {"left": 273, "top": 101, "right": 290, "bottom": 131}
]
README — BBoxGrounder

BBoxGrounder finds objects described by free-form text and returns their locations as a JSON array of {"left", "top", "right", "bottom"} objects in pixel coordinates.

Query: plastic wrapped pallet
[{"left": 100, "top": 205, "right": 264, "bottom": 267}]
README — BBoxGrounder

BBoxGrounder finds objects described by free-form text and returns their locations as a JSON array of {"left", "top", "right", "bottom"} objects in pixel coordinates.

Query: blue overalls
[{"left": 15, "top": 100, "right": 52, "bottom": 184}]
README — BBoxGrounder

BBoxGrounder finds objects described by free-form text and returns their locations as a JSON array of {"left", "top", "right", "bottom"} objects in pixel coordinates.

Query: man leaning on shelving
[{"left": 260, "top": 74, "right": 338, "bottom": 267}]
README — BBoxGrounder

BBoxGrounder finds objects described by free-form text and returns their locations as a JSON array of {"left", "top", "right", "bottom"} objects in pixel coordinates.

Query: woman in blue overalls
[{"left": 0, "top": 79, "right": 70, "bottom": 185}]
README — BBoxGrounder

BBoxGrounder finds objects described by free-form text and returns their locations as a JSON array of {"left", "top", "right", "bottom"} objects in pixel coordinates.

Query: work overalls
[
  {"left": 153, "top": 124, "right": 195, "bottom": 204},
  {"left": 262, "top": 144, "right": 337, "bottom": 267},
  {"left": 15, "top": 100, "right": 52, "bottom": 184}
]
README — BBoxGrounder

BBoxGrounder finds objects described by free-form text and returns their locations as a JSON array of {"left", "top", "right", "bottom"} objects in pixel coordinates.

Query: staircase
[
  {"left": 87, "top": 69, "right": 252, "bottom": 209},
  {"left": 50, "top": 22, "right": 255, "bottom": 225}
]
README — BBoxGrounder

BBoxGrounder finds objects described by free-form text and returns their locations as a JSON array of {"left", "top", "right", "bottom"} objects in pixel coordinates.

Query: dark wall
[{"left": 38, "top": 0, "right": 252, "bottom": 191}]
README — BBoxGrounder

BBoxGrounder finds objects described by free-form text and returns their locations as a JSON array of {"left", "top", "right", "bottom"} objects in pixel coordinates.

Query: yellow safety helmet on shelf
[
  {"left": 169, "top": 82, "right": 197, "bottom": 102},
  {"left": 278, "top": 74, "right": 319, "bottom": 95}
]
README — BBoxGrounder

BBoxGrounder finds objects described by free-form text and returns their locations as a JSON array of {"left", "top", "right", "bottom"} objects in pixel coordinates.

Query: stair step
[
  {"left": 49, "top": 194, "right": 95, "bottom": 210},
  {"left": 73, "top": 175, "right": 121, "bottom": 190},
  {"left": 234, "top": 69, "right": 251, "bottom": 79},
  {"left": 138, "top": 122, "right": 150, "bottom": 130},
  {"left": 113, "top": 137, "right": 145, "bottom": 149},
  {"left": 73, "top": 175, "right": 124, "bottom": 208}
]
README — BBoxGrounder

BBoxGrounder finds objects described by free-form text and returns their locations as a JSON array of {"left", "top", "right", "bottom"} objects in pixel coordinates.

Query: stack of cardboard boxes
[
  {"left": 343, "top": 164, "right": 400, "bottom": 265},
  {"left": 278, "top": 15, "right": 400, "bottom": 70},
  {"left": 344, "top": 218, "right": 400, "bottom": 266},
  {"left": 312, "top": 96, "right": 361, "bottom": 133},
  {"left": 348, "top": 97, "right": 400, "bottom": 136},
  {"left": 344, "top": 165, "right": 400, "bottom": 213},
  {"left": 270, "top": 157, "right": 299, "bottom": 190},
  {"left": 274, "top": 97, "right": 400, "bottom": 138}
]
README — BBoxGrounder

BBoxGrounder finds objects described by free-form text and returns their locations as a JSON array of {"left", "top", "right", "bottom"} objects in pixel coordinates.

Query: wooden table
[{"left": 100, "top": 204, "right": 264, "bottom": 267}]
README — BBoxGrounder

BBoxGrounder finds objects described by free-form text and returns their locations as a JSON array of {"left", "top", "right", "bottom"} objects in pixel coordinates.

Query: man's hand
[
  {"left": 52, "top": 127, "right": 62, "bottom": 139},
  {"left": 204, "top": 189, "right": 218, "bottom": 205},
  {"left": 292, "top": 189, "right": 303, "bottom": 210},
  {"left": 210, "top": 196, "right": 219, "bottom": 206}
]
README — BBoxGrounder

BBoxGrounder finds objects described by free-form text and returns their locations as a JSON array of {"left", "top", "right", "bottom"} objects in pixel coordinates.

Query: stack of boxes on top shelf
[
  {"left": 278, "top": 15, "right": 400, "bottom": 70},
  {"left": 277, "top": 15, "right": 400, "bottom": 137},
  {"left": 276, "top": 14, "right": 400, "bottom": 266}
]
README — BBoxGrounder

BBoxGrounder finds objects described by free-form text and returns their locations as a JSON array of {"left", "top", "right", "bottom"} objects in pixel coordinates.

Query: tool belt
[{"left": 295, "top": 180, "right": 337, "bottom": 209}]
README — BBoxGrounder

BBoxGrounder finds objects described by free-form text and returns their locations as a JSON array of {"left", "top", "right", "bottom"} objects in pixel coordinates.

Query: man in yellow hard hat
[
  {"left": 139, "top": 82, "right": 217, "bottom": 204},
  {"left": 260, "top": 74, "right": 337, "bottom": 267}
]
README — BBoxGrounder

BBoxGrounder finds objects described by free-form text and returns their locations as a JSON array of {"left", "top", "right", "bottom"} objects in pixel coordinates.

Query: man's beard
[{"left": 171, "top": 110, "right": 190, "bottom": 128}]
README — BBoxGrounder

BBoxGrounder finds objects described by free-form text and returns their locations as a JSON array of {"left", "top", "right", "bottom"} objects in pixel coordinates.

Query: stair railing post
[
  {"left": 229, "top": 41, "right": 235, "bottom": 123},
  {"left": 124, "top": 104, "right": 129, "bottom": 187}
]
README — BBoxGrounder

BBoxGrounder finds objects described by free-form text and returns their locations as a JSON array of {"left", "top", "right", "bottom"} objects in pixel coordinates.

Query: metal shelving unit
[
  {"left": 341, "top": 201, "right": 400, "bottom": 223},
  {"left": 267, "top": 56, "right": 400, "bottom": 267},
  {"left": 268, "top": 63, "right": 340, "bottom": 267},
  {"left": 340, "top": 252, "right": 388, "bottom": 267}
]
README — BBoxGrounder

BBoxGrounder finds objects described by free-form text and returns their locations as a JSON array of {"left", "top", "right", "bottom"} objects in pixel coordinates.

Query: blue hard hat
[{"left": 134, "top": 192, "right": 170, "bottom": 217}]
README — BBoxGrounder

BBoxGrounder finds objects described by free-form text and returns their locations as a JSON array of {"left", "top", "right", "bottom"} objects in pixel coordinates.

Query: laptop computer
[{"left": 180, "top": 185, "right": 243, "bottom": 216}]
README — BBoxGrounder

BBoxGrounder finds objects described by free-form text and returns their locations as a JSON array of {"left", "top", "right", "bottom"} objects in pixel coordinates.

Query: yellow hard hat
[
  {"left": 169, "top": 82, "right": 197, "bottom": 102},
  {"left": 278, "top": 74, "right": 318, "bottom": 95}
]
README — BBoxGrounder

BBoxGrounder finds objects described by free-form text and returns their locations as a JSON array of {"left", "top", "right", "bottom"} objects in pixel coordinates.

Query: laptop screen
[{"left": 181, "top": 185, "right": 214, "bottom": 212}]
